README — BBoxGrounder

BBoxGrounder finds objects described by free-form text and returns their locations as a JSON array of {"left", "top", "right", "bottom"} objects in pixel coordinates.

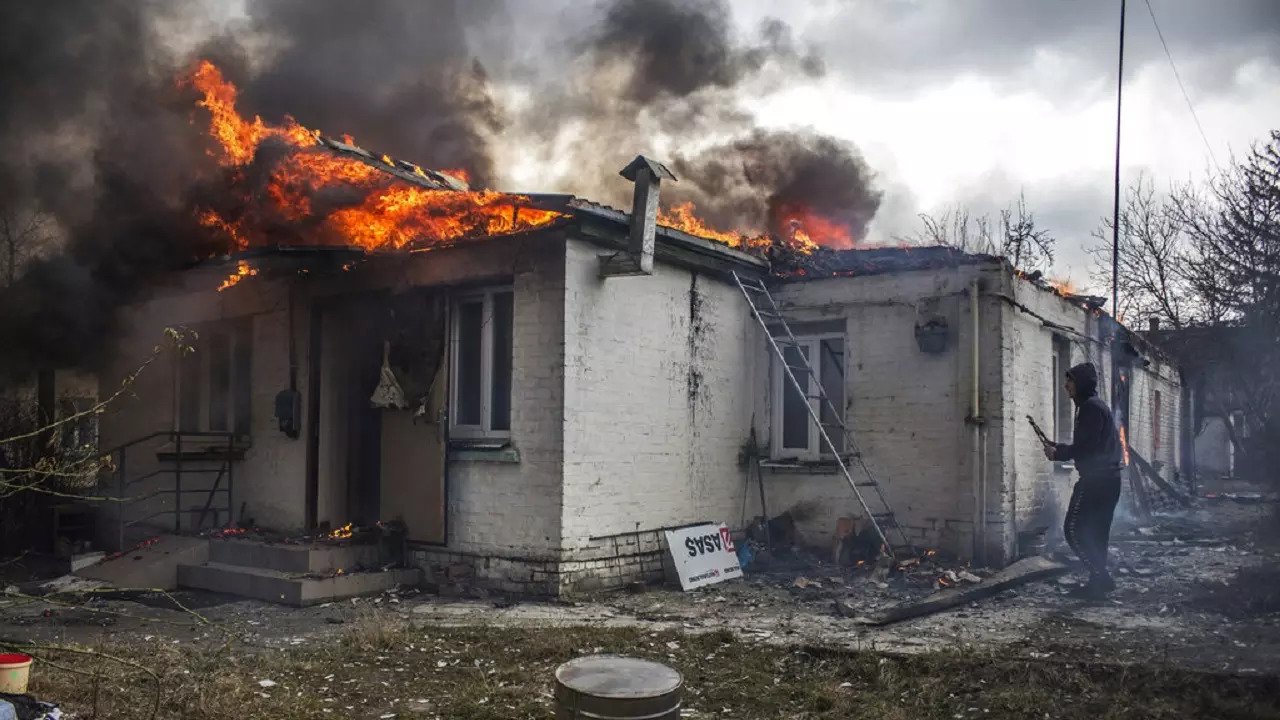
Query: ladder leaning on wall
[{"left": 732, "top": 271, "right": 919, "bottom": 562}]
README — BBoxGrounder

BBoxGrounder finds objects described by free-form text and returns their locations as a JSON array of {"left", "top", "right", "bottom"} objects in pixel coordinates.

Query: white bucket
[{"left": 0, "top": 653, "right": 33, "bottom": 694}]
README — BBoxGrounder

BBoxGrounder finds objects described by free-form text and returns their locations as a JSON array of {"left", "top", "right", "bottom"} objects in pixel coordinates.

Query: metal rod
[
  {"left": 1111, "top": 0, "right": 1127, "bottom": 316},
  {"left": 117, "top": 447, "right": 127, "bottom": 550},
  {"left": 174, "top": 433, "right": 183, "bottom": 534},
  {"left": 226, "top": 433, "right": 235, "bottom": 528}
]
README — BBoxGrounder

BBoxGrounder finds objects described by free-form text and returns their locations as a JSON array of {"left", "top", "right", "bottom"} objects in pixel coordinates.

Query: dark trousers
[{"left": 1063, "top": 475, "right": 1122, "bottom": 579}]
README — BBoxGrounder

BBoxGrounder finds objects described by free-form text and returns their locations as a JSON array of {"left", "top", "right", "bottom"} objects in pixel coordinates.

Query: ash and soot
[{"left": 0, "top": 0, "right": 882, "bottom": 376}]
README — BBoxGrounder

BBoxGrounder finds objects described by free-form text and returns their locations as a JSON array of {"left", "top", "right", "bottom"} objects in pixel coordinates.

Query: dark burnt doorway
[
  {"left": 305, "top": 288, "right": 448, "bottom": 540},
  {"left": 311, "top": 293, "right": 387, "bottom": 530}
]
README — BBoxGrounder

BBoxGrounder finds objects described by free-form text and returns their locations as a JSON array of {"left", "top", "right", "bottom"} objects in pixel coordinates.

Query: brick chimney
[{"left": 601, "top": 155, "right": 677, "bottom": 277}]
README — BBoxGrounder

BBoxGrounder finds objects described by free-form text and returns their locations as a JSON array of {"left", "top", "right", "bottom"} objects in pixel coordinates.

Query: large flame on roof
[
  {"left": 656, "top": 200, "right": 851, "bottom": 253},
  {"left": 186, "top": 61, "right": 564, "bottom": 256}
]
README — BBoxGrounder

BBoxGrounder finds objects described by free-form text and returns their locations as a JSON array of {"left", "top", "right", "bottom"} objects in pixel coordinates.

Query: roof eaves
[{"left": 567, "top": 200, "right": 767, "bottom": 273}]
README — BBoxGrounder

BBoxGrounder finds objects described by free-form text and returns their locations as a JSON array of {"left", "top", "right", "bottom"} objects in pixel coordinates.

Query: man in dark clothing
[{"left": 1041, "top": 362, "right": 1125, "bottom": 599}]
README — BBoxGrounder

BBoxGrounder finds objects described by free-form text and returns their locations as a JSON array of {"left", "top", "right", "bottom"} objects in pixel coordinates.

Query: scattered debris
[{"left": 841, "top": 556, "right": 1069, "bottom": 626}]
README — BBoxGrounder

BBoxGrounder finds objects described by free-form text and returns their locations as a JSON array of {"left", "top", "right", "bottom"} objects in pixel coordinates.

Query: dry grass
[{"left": 19, "top": 619, "right": 1280, "bottom": 720}]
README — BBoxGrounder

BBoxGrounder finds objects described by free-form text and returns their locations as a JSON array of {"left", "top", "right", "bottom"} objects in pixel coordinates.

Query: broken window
[
  {"left": 1051, "top": 336, "right": 1072, "bottom": 445},
  {"left": 177, "top": 319, "right": 253, "bottom": 439},
  {"left": 450, "top": 287, "right": 514, "bottom": 440},
  {"left": 771, "top": 335, "right": 845, "bottom": 461}
]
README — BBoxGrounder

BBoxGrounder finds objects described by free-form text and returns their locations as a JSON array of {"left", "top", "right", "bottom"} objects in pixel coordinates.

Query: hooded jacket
[{"left": 1052, "top": 362, "right": 1125, "bottom": 479}]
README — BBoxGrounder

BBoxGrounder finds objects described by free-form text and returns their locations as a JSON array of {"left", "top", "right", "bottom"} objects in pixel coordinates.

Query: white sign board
[{"left": 665, "top": 523, "right": 743, "bottom": 591}]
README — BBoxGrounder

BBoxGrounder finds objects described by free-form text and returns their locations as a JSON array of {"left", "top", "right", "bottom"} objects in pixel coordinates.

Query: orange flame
[
  {"left": 657, "top": 200, "right": 860, "bottom": 253},
  {"left": 329, "top": 523, "right": 354, "bottom": 540},
  {"left": 186, "top": 61, "right": 563, "bottom": 253},
  {"left": 217, "top": 261, "right": 258, "bottom": 291},
  {"left": 777, "top": 203, "right": 852, "bottom": 251},
  {"left": 657, "top": 201, "right": 768, "bottom": 250},
  {"left": 1046, "top": 276, "right": 1077, "bottom": 295},
  {"left": 1119, "top": 426, "right": 1130, "bottom": 466},
  {"left": 440, "top": 168, "right": 471, "bottom": 185}
]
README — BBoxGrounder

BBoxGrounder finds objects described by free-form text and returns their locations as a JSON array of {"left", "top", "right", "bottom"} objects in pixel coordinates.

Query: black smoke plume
[{"left": 0, "top": 0, "right": 883, "bottom": 377}]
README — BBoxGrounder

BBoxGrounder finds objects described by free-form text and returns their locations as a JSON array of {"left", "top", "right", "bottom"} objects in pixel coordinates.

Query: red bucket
[{"left": 0, "top": 652, "right": 33, "bottom": 694}]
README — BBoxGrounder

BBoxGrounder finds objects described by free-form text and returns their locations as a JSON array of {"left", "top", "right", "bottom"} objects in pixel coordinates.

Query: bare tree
[
  {"left": 0, "top": 202, "right": 54, "bottom": 287},
  {"left": 908, "top": 192, "right": 1056, "bottom": 274},
  {"left": 1167, "top": 131, "right": 1280, "bottom": 482},
  {"left": 1088, "top": 173, "right": 1212, "bottom": 329},
  {"left": 998, "top": 192, "right": 1055, "bottom": 274},
  {"left": 906, "top": 204, "right": 997, "bottom": 255}
]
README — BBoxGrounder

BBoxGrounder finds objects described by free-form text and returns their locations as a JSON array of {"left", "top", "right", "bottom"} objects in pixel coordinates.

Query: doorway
[{"left": 304, "top": 290, "right": 448, "bottom": 542}]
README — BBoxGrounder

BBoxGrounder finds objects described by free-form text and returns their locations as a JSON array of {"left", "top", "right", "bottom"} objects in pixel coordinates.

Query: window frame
[
  {"left": 175, "top": 319, "right": 253, "bottom": 442},
  {"left": 770, "top": 333, "right": 846, "bottom": 462},
  {"left": 449, "top": 286, "right": 514, "bottom": 441},
  {"left": 1051, "top": 336, "right": 1073, "bottom": 445}
]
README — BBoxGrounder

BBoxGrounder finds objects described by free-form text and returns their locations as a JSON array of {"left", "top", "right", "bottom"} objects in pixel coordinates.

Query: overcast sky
[{"left": 728, "top": 0, "right": 1279, "bottom": 288}]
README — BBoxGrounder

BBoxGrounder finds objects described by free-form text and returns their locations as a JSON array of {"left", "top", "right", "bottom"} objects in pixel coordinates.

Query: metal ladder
[{"left": 733, "top": 271, "right": 918, "bottom": 561}]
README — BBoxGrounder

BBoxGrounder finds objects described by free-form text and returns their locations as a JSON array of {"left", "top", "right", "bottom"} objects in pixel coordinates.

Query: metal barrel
[{"left": 554, "top": 655, "right": 683, "bottom": 720}]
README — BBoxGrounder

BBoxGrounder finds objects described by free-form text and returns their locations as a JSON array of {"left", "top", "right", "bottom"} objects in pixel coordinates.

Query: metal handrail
[{"left": 107, "top": 430, "right": 239, "bottom": 549}]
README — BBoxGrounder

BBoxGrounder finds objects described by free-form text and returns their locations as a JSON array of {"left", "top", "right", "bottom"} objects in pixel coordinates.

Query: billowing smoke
[
  {"left": 0, "top": 0, "right": 884, "bottom": 375},
  {"left": 673, "top": 130, "right": 883, "bottom": 245}
]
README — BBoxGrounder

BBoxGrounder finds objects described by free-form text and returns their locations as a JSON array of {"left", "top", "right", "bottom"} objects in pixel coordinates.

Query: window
[
  {"left": 450, "top": 287, "right": 514, "bottom": 440},
  {"left": 177, "top": 320, "right": 253, "bottom": 438},
  {"left": 1051, "top": 336, "right": 1073, "bottom": 444},
  {"left": 771, "top": 335, "right": 845, "bottom": 460},
  {"left": 1153, "top": 390, "right": 1162, "bottom": 454},
  {"left": 58, "top": 397, "right": 98, "bottom": 451}
]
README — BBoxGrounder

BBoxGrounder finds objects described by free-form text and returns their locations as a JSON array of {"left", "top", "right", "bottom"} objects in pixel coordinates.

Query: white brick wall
[
  {"left": 100, "top": 280, "right": 309, "bottom": 538},
  {"left": 558, "top": 240, "right": 755, "bottom": 573},
  {"left": 757, "top": 265, "right": 999, "bottom": 558},
  {"left": 101, "top": 237, "right": 1184, "bottom": 588},
  {"left": 441, "top": 239, "right": 567, "bottom": 561},
  {"left": 997, "top": 274, "right": 1183, "bottom": 557}
]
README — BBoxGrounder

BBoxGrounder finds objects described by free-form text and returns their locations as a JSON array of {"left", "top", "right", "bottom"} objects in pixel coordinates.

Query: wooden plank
[
  {"left": 1127, "top": 448, "right": 1193, "bottom": 507},
  {"left": 839, "top": 556, "right": 1069, "bottom": 627}
]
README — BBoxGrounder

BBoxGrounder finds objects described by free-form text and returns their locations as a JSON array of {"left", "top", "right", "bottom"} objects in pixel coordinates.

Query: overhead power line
[{"left": 1142, "top": 0, "right": 1221, "bottom": 170}]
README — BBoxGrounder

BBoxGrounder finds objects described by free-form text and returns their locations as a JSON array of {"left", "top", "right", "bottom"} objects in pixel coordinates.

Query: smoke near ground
[{"left": 0, "top": 0, "right": 881, "bottom": 374}]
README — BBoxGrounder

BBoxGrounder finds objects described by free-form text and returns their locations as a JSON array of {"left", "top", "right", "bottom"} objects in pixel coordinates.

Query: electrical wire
[{"left": 1142, "top": 0, "right": 1221, "bottom": 170}]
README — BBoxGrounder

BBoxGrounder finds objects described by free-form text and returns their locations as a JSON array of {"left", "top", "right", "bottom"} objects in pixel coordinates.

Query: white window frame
[
  {"left": 449, "top": 286, "right": 514, "bottom": 441},
  {"left": 1051, "top": 336, "right": 1073, "bottom": 445},
  {"left": 770, "top": 333, "right": 845, "bottom": 461},
  {"left": 175, "top": 320, "right": 253, "bottom": 440}
]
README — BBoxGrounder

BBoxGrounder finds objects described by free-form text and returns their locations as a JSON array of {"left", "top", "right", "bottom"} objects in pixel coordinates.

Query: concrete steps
[
  {"left": 207, "top": 539, "right": 379, "bottom": 574},
  {"left": 177, "top": 539, "right": 419, "bottom": 606},
  {"left": 178, "top": 561, "right": 420, "bottom": 606}
]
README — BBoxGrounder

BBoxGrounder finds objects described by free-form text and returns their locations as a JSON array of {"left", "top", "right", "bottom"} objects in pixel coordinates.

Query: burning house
[{"left": 74, "top": 62, "right": 1186, "bottom": 601}]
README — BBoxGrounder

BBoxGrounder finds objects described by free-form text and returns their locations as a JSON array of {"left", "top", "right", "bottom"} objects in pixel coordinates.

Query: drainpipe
[{"left": 969, "top": 277, "right": 985, "bottom": 565}]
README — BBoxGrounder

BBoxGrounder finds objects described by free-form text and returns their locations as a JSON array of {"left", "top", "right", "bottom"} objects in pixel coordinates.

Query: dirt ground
[{"left": 1, "top": 499, "right": 1277, "bottom": 718}]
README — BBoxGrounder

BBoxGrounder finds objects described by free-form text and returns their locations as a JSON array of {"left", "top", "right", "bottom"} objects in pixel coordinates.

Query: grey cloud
[{"left": 813, "top": 0, "right": 1280, "bottom": 101}]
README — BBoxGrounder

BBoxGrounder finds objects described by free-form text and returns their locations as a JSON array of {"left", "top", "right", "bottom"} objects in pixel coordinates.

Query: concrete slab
[
  {"left": 178, "top": 562, "right": 420, "bottom": 607},
  {"left": 67, "top": 551, "right": 105, "bottom": 573},
  {"left": 840, "top": 555, "right": 1069, "bottom": 626},
  {"left": 76, "top": 535, "right": 209, "bottom": 591}
]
